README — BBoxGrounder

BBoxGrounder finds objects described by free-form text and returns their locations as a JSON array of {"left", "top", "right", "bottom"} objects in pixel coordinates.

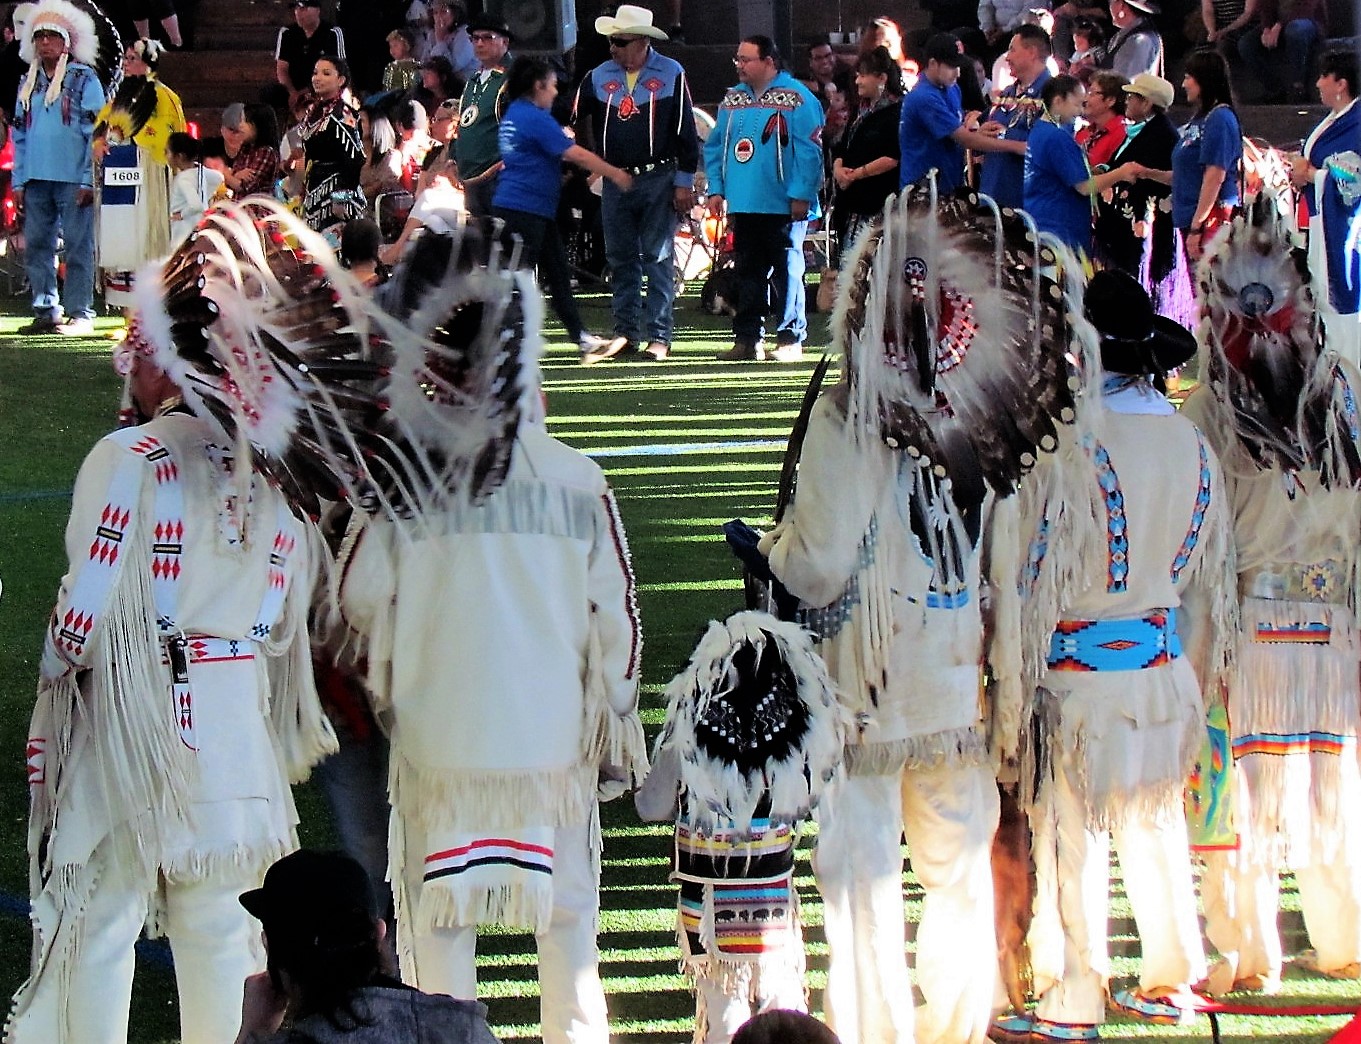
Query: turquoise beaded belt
[{"left": 1047, "top": 608, "right": 1181, "bottom": 672}]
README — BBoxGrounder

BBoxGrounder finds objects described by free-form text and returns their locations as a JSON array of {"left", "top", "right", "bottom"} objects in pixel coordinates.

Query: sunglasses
[
  {"left": 469, "top": 32, "right": 500, "bottom": 41},
  {"left": 608, "top": 35, "right": 641, "bottom": 47}
]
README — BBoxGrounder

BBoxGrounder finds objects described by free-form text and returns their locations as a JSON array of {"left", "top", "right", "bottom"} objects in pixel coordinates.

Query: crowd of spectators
[{"left": 0, "top": 0, "right": 1348, "bottom": 353}]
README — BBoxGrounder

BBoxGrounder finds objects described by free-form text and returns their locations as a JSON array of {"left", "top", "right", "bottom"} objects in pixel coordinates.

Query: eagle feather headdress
[
  {"left": 126, "top": 198, "right": 542, "bottom": 528},
  {"left": 1196, "top": 190, "right": 1361, "bottom": 488},
  {"left": 655, "top": 611, "right": 847, "bottom": 840},
  {"left": 834, "top": 178, "right": 1092, "bottom": 513},
  {"left": 15, "top": 0, "right": 121, "bottom": 106},
  {"left": 377, "top": 223, "right": 541, "bottom": 512}
]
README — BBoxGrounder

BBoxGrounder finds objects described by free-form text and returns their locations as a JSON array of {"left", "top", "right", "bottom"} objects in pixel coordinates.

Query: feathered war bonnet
[
  {"left": 1196, "top": 190, "right": 1361, "bottom": 487},
  {"left": 375, "top": 215, "right": 544, "bottom": 512},
  {"left": 833, "top": 177, "right": 1090, "bottom": 512},
  {"left": 656, "top": 611, "right": 847, "bottom": 840},
  {"left": 15, "top": 0, "right": 121, "bottom": 106},
  {"left": 122, "top": 198, "right": 394, "bottom": 521}
]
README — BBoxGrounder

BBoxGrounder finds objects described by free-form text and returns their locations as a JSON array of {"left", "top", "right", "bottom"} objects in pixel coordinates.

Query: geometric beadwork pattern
[
  {"left": 1047, "top": 609, "right": 1182, "bottom": 672},
  {"left": 1170, "top": 431, "right": 1212, "bottom": 583}
]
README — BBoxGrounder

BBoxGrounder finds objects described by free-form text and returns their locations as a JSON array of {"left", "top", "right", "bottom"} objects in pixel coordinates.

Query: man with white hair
[{"left": 11, "top": 0, "right": 105, "bottom": 335}]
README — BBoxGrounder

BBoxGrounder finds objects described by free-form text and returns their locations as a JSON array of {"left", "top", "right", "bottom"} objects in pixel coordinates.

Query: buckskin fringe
[
  {"left": 1233, "top": 598, "right": 1360, "bottom": 861},
  {"left": 388, "top": 756, "right": 597, "bottom": 833},
  {"left": 261, "top": 526, "right": 339, "bottom": 783},
  {"left": 845, "top": 723, "right": 988, "bottom": 777},
  {"left": 583, "top": 620, "right": 649, "bottom": 788},
  {"left": 34, "top": 533, "right": 197, "bottom": 892},
  {"left": 5, "top": 859, "right": 101, "bottom": 1044},
  {"left": 416, "top": 879, "right": 554, "bottom": 935},
  {"left": 1041, "top": 680, "right": 1203, "bottom": 831}
]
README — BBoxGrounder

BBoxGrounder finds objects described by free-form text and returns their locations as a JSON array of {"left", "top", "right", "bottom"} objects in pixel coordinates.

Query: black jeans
[
  {"left": 729, "top": 211, "right": 807, "bottom": 347},
  {"left": 493, "top": 206, "right": 585, "bottom": 343}
]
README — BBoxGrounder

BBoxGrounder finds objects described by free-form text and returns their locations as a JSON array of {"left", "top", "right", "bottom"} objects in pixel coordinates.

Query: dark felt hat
[
  {"left": 1085, "top": 270, "right": 1197, "bottom": 375},
  {"left": 240, "top": 850, "right": 377, "bottom": 949},
  {"left": 466, "top": 14, "right": 512, "bottom": 40}
]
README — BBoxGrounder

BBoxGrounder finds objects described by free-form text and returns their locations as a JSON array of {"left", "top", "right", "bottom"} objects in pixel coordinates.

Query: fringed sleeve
[
  {"left": 584, "top": 486, "right": 648, "bottom": 788},
  {"left": 762, "top": 396, "right": 883, "bottom": 610},
  {"left": 1015, "top": 436, "right": 1105, "bottom": 693},
  {"left": 983, "top": 491, "right": 1025, "bottom": 768},
  {"left": 31, "top": 439, "right": 197, "bottom": 871},
  {"left": 334, "top": 513, "right": 398, "bottom": 716},
  {"left": 264, "top": 520, "right": 338, "bottom": 783},
  {"left": 1178, "top": 443, "right": 1239, "bottom": 705}
]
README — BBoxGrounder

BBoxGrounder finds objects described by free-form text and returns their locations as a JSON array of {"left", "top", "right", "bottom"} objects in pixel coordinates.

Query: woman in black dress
[
  {"left": 830, "top": 47, "right": 903, "bottom": 262},
  {"left": 300, "top": 55, "right": 366, "bottom": 247}
]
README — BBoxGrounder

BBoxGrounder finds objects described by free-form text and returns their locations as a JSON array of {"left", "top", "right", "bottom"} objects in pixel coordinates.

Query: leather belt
[{"left": 621, "top": 160, "right": 676, "bottom": 176}]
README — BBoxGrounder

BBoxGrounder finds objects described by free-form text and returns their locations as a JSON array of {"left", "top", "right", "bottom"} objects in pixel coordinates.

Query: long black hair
[
  {"left": 264, "top": 914, "right": 385, "bottom": 1034},
  {"left": 504, "top": 54, "right": 553, "bottom": 102},
  {"left": 1319, "top": 48, "right": 1358, "bottom": 101},
  {"left": 243, "top": 102, "right": 281, "bottom": 149},
  {"left": 856, "top": 45, "right": 903, "bottom": 97},
  {"left": 1183, "top": 47, "right": 1235, "bottom": 115}
]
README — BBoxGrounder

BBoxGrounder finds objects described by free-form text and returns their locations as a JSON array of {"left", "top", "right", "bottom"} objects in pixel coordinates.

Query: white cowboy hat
[{"left": 595, "top": 3, "right": 668, "bottom": 40}]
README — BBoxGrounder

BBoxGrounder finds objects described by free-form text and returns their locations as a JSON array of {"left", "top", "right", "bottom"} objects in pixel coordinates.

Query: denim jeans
[
  {"left": 24, "top": 179, "right": 95, "bottom": 321},
  {"left": 730, "top": 212, "right": 808, "bottom": 347},
  {"left": 1237, "top": 19, "right": 1320, "bottom": 96},
  {"left": 601, "top": 168, "right": 678, "bottom": 345}
]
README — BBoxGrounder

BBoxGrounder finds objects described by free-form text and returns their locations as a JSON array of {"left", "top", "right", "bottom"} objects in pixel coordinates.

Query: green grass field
[{"left": 0, "top": 282, "right": 1356, "bottom": 1042}]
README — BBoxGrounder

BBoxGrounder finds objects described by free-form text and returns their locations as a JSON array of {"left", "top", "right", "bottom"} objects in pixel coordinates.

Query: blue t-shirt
[
  {"left": 1170, "top": 105, "right": 1241, "bottom": 230},
  {"left": 1023, "top": 118, "right": 1092, "bottom": 252},
  {"left": 979, "top": 69, "right": 1050, "bottom": 209},
  {"left": 898, "top": 78, "right": 965, "bottom": 192},
  {"left": 493, "top": 98, "right": 572, "bottom": 219}
]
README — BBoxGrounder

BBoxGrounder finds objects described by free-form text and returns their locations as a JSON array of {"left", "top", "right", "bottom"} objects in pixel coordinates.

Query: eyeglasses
[
  {"left": 609, "top": 36, "right": 641, "bottom": 47},
  {"left": 732, "top": 54, "right": 762, "bottom": 65},
  {"left": 470, "top": 32, "right": 500, "bottom": 41}
]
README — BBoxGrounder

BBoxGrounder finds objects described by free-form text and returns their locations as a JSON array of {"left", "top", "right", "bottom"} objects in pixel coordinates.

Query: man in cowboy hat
[
  {"left": 993, "top": 269, "right": 1235, "bottom": 1042},
  {"left": 1092, "top": 72, "right": 1177, "bottom": 278},
  {"left": 572, "top": 4, "right": 698, "bottom": 364},
  {"left": 452, "top": 13, "right": 512, "bottom": 222},
  {"left": 1102, "top": 0, "right": 1164, "bottom": 78},
  {"left": 11, "top": 0, "right": 106, "bottom": 335}
]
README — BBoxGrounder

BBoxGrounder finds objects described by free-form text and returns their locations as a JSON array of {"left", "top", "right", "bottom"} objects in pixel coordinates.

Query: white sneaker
[
  {"left": 770, "top": 343, "right": 804, "bottom": 363},
  {"left": 579, "top": 334, "right": 631, "bottom": 365}
]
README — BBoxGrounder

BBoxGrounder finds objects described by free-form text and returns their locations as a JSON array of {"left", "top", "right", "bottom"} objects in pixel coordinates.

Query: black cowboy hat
[
  {"left": 466, "top": 14, "right": 513, "bottom": 41},
  {"left": 1085, "top": 270, "right": 1197, "bottom": 375}
]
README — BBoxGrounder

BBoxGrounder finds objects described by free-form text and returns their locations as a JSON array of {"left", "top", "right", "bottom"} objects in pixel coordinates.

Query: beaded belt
[
  {"left": 621, "top": 159, "right": 676, "bottom": 176},
  {"left": 1047, "top": 608, "right": 1181, "bottom": 672},
  {"left": 161, "top": 634, "right": 257, "bottom": 667}
]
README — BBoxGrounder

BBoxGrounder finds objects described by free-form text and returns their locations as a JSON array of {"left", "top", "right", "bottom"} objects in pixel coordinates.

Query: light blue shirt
[{"left": 13, "top": 62, "right": 105, "bottom": 188}]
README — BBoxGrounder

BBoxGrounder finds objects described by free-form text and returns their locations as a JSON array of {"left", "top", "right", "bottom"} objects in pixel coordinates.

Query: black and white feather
[
  {"left": 655, "top": 612, "right": 848, "bottom": 840},
  {"left": 833, "top": 177, "right": 1088, "bottom": 514}
]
